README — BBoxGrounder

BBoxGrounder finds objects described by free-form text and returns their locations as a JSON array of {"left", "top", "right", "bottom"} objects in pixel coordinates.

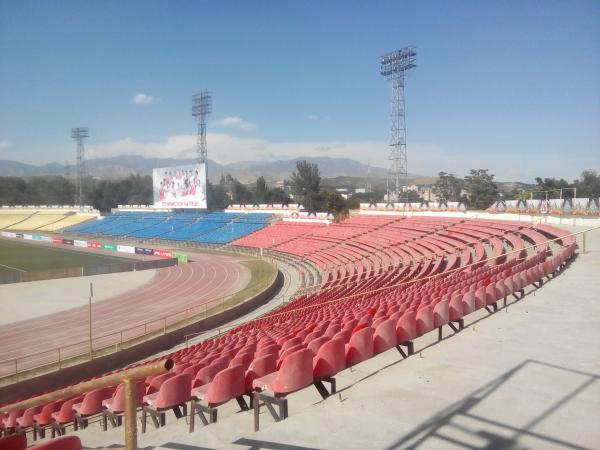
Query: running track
[{"left": 0, "top": 254, "right": 250, "bottom": 373}]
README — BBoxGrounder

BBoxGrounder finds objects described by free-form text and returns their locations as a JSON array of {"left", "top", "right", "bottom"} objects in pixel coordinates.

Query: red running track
[{"left": 0, "top": 254, "right": 250, "bottom": 373}]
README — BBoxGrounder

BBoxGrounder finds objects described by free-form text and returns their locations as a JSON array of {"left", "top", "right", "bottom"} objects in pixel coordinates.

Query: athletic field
[{"left": 0, "top": 239, "right": 136, "bottom": 273}]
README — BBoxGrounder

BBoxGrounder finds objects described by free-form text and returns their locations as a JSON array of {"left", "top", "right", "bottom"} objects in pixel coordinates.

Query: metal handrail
[{"left": 1, "top": 359, "right": 173, "bottom": 450}]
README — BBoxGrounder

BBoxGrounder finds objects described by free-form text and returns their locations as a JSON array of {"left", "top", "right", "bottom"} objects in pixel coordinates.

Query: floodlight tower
[
  {"left": 380, "top": 46, "right": 416, "bottom": 202},
  {"left": 192, "top": 92, "right": 212, "bottom": 165},
  {"left": 71, "top": 127, "right": 89, "bottom": 208}
]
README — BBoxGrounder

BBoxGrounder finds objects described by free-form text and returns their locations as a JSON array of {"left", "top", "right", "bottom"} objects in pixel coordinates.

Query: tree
[
  {"left": 433, "top": 172, "right": 463, "bottom": 202},
  {"left": 534, "top": 177, "right": 573, "bottom": 198},
  {"left": 255, "top": 176, "right": 268, "bottom": 204},
  {"left": 323, "top": 189, "right": 347, "bottom": 215},
  {"left": 290, "top": 160, "right": 321, "bottom": 211},
  {"left": 464, "top": 169, "right": 498, "bottom": 209},
  {"left": 573, "top": 170, "right": 600, "bottom": 198}
]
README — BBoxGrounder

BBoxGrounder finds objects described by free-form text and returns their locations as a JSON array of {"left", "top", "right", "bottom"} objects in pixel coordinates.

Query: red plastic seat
[
  {"left": 433, "top": 300, "right": 450, "bottom": 327},
  {"left": 30, "top": 435, "right": 82, "bottom": 450},
  {"left": 192, "top": 364, "right": 246, "bottom": 406},
  {"left": 73, "top": 387, "right": 114, "bottom": 428},
  {"left": 307, "top": 336, "right": 330, "bottom": 355},
  {"left": 0, "top": 433, "right": 27, "bottom": 450},
  {"left": 253, "top": 348, "right": 314, "bottom": 395},
  {"left": 142, "top": 373, "right": 191, "bottom": 432},
  {"left": 461, "top": 291, "right": 476, "bottom": 316},
  {"left": 345, "top": 327, "right": 374, "bottom": 366},
  {"left": 474, "top": 286, "right": 487, "bottom": 310},
  {"left": 51, "top": 397, "right": 80, "bottom": 436},
  {"left": 396, "top": 310, "right": 417, "bottom": 343},
  {"left": 416, "top": 305, "right": 435, "bottom": 336},
  {"left": 373, "top": 319, "right": 397, "bottom": 354},
  {"left": 192, "top": 360, "right": 228, "bottom": 388},
  {"left": 245, "top": 354, "right": 277, "bottom": 392},
  {"left": 103, "top": 380, "right": 146, "bottom": 413},
  {"left": 449, "top": 293, "right": 463, "bottom": 321},
  {"left": 313, "top": 338, "right": 346, "bottom": 378},
  {"left": 15, "top": 405, "right": 42, "bottom": 431},
  {"left": 146, "top": 372, "right": 176, "bottom": 395}
]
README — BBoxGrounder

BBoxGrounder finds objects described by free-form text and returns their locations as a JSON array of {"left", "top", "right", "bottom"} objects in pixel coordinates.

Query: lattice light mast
[
  {"left": 380, "top": 47, "right": 416, "bottom": 202},
  {"left": 192, "top": 92, "right": 212, "bottom": 164},
  {"left": 71, "top": 127, "right": 89, "bottom": 209}
]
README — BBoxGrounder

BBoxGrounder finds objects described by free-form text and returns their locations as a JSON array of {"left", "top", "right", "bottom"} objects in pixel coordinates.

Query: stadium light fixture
[
  {"left": 192, "top": 92, "right": 212, "bottom": 165},
  {"left": 380, "top": 46, "right": 416, "bottom": 203},
  {"left": 71, "top": 127, "right": 89, "bottom": 209}
]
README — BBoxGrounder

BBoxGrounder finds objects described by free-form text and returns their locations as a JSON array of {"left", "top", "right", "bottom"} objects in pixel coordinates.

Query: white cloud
[
  {"left": 307, "top": 114, "right": 330, "bottom": 122},
  {"left": 132, "top": 93, "right": 156, "bottom": 105},
  {"left": 0, "top": 140, "right": 12, "bottom": 151},
  {"left": 213, "top": 116, "right": 256, "bottom": 132}
]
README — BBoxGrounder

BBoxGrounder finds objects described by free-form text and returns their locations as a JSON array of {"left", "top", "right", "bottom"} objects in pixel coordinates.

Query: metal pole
[
  {"left": 124, "top": 378, "right": 137, "bottom": 450},
  {"left": 89, "top": 282, "right": 93, "bottom": 359},
  {"left": 582, "top": 231, "right": 587, "bottom": 253}
]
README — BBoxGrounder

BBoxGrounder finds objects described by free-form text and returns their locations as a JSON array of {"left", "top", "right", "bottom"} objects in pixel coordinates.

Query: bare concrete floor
[
  {"left": 38, "top": 229, "right": 600, "bottom": 450},
  {"left": 0, "top": 269, "right": 156, "bottom": 325}
]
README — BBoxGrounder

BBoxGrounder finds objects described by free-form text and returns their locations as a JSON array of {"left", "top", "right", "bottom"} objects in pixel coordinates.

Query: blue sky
[{"left": 0, "top": 0, "right": 598, "bottom": 181}]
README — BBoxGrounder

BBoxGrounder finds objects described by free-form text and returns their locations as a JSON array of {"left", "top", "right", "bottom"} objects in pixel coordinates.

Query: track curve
[{"left": 0, "top": 254, "right": 251, "bottom": 367}]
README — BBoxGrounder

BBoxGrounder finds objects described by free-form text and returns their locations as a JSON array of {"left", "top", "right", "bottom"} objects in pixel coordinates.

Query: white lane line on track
[{"left": 0, "top": 262, "right": 26, "bottom": 272}]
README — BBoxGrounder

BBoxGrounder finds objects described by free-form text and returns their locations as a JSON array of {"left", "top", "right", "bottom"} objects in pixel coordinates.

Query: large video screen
[{"left": 153, "top": 163, "right": 207, "bottom": 208}]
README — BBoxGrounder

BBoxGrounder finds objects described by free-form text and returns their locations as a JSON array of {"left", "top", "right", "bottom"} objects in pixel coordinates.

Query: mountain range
[{"left": 0, "top": 155, "right": 394, "bottom": 184}]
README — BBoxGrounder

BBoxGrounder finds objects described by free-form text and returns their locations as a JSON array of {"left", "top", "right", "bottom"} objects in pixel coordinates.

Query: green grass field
[{"left": 0, "top": 239, "right": 136, "bottom": 273}]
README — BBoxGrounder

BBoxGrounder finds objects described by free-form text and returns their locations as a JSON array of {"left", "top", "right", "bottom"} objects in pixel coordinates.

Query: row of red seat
[{"left": 0, "top": 216, "right": 576, "bottom": 446}]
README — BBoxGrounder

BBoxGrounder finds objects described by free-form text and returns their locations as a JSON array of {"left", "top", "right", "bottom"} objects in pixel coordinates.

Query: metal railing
[
  {"left": 0, "top": 261, "right": 278, "bottom": 382},
  {"left": 1, "top": 359, "right": 173, "bottom": 450}
]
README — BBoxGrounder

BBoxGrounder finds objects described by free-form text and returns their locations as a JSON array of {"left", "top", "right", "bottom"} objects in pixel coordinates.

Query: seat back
[
  {"left": 281, "top": 336, "right": 302, "bottom": 351},
  {"left": 17, "top": 405, "right": 42, "bottom": 427},
  {"left": 277, "top": 343, "right": 305, "bottom": 368},
  {"left": 154, "top": 374, "right": 192, "bottom": 408},
  {"left": 345, "top": 326, "right": 374, "bottom": 366},
  {"left": 373, "top": 319, "right": 397, "bottom": 354},
  {"left": 29, "top": 435, "right": 82, "bottom": 450},
  {"left": 193, "top": 360, "right": 227, "bottom": 388},
  {"left": 416, "top": 304, "right": 434, "bottom": 336},
  {"left": 272, "top": 348, "right": 314, "bottom": 394},
  {"left": 396, "top": 310, "right": 417, "bottom": 343},
  {"left": 313, "top": 338, "right": 346, "bottom": 378},
  {"left": 107, "top": 380, "right": 146, "bottom": 413},
  {"left": 35, "top": 401, "right": 62, "bottom": 426},
  {"left": 146, "top": 371, "right": 176, "bottom": 395},
  {"left": 0, "top": 433, "right": 27, "bottom": 450},
  {"left": 245, "top": 354, "right": 277, "bottom": 392},
  {"left": 449, "top": 293, "right": 463, "bottom": 321},
  {"left": 433, "top": 300, "right": 450, "bottom": 327},
  {"left": 3, "top": 409, "right": 23, "bottom": 428},
  {"left": 55, "top": 398, "right": 77, "bottom": 423},
  {"left": 461, "top": 291, "right": 476, "bottom": 315},
  {"left": 205, "top": 365, "right": 246, "bottom": 405},
  {"left": 307, "top": 336, "right": 329, "bottom": 355},
  {"left": 78, "top": 387, "right": 114, "bottom": 415}
]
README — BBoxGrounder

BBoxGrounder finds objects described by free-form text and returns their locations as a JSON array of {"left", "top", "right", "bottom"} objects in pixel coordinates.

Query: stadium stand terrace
[
  {"left": 2, "top": 213, "right": 593, "bottom": 450},
  {"left": 65, "top": 211, "right": 273, "bottom": 245}
]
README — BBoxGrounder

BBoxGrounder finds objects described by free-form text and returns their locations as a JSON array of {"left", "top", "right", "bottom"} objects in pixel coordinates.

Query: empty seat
[
  {"left": 345, "top": 327, "right": 374, "bottom": 367},
  {"left": 101, "top": 380, "right": 146, "bottom": 430},
  {"left": 0, "top": 433, "right": 27, "bottom": 450},
  {"left": 73, "top": 387, "right": 114, "bottom": 428},
  {"left": 416, "top": 305, "right": 435, "bottom": 336},
  {"left": 189, "top": 365, "right": 248, "bottom": 430},
  {"left": 373, "top": 319, "right": 397, "bottom": 354},
  {"left": 29, "top": 435, "right": 82, "bottom": 450},
  {"left": 142, "top": 373, "right": 191, "bottom": 431},
  {"left": 253, "top": 348, "right": 314, "bottom": 395},
  {"left": 313, "top": 338, "right": 346, "bottom": 378}
]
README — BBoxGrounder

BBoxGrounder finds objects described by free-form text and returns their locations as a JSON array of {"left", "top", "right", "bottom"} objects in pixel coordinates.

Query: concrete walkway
[{"left": 67, "top": 228, "right": 600, "bottom": 450}]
